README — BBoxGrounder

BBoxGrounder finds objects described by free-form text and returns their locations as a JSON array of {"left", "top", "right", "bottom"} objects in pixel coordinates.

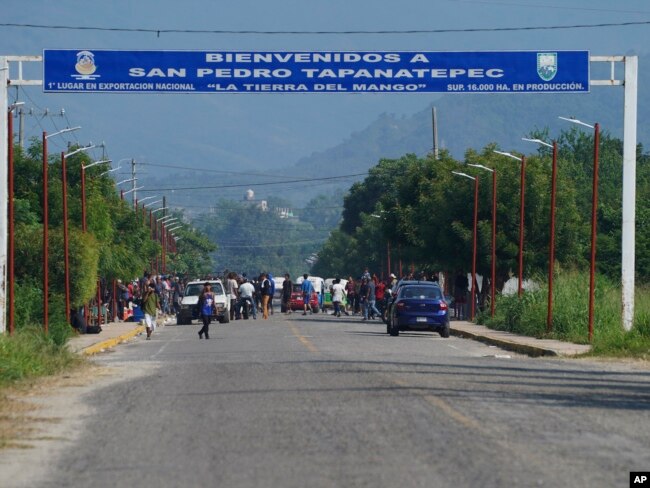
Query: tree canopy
[{"left": 312, "top": 129, "right": 650, "bottom": 287}]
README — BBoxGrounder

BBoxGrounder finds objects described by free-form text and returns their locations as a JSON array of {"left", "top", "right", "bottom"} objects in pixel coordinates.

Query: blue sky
[{"left": 2, "top": 0, "right": 648, "bottom": 190}]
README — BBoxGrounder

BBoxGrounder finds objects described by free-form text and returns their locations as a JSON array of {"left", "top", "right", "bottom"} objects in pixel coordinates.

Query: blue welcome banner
[{"left": 43, "top": 49, "right": 590, "bottom": 94}]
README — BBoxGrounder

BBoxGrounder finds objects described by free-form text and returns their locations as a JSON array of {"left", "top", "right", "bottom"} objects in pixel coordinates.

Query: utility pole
[
  {"left": 131, "top": 158, "right": 137, "bottom": 208},
  {"left": 432, "top": 106, "right": 439, "bottom": 160}
]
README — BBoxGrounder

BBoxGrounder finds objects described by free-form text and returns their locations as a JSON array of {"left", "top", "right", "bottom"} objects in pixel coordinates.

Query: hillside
[
  {"left": 280, "top": 55, "right": 649, "bottom": 203},
  {"left": 148, "top": 55, "right": 649, "bottom": 208}
]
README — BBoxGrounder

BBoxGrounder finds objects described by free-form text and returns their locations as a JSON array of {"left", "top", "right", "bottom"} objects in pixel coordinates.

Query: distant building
[
  {"left": 243, "top": 189, "right": 268, "bottom": 212},
  {"left": 275, "top": 207, "right": 295, "bottom": 219}
]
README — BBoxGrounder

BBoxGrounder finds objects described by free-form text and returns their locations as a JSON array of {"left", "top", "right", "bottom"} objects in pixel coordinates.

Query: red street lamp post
[
  {"left": 494, "top": 150, "right": 526, "bottom": 297},
  {"left": 523, "top": 137, "right": 559, "bottom": 332},
  {"left": 452, "top": 171, "right": 479, "bottom": 321},
  {"left": 467, "top": 163, "right": 497, "bottom": 318},
  {"left": 41, "top": 127, "right": 80, "bottom": 333},
  {"left": 560, "top": 117, "right": 600, "bottom": 342},
  {"left": 61, "top": 144, "right": 94, "bottom": 323}
]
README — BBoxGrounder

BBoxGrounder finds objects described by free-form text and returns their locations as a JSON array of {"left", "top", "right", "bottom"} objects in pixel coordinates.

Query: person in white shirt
[
  {"left": 238, "top": 278, "right": 257, "bottom": 320},
  {"left": 226, "top": 272, "right": 239, "bottom": 320},
  {"left": 331, "top": 278, "right": 347, "bottom": 317}
]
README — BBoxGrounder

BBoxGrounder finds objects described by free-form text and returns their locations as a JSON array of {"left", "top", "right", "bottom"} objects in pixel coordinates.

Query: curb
[
  {"left": 81, "top": 325, "right": 147, "bottom": 356},
  {"left": 450, "top": 327, "right": 562, "bottom": 357}
]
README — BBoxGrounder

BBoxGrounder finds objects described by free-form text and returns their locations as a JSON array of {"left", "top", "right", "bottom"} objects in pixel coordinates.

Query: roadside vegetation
[
  {"left": 477, "top": 271, "right": 650, "bottom": 359},
  {"left": 0, "top": 322, "right": 81, "bottom": 389},
  {"left": 1, "top": 138, "right": 216, "bottom": 391},
  {"left": 313, "top": 128, "right": 650, "bottom": 357}
]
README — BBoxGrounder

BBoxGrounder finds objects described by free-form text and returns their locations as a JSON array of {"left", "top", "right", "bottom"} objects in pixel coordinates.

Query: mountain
[
  {"left": 148, "top": 55, "right": 649, "bottom": 208},
  {"left": 276, "top": 54, "right": 649, "bottom": 203}
]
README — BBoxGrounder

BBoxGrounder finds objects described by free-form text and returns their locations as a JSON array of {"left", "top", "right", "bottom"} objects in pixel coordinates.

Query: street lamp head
[
  {"left": 115, "top": 177, "right": 137, "bottom": 186},
  {"left": 522, "top": 137, "right": 553, "bottom": 149},
  {"left": 99, "top": 165, "right": 121, "bottom": 177},
  {"left": 122, "top": 185, "right": 144, "bottom": 196},
  {"left": 466, "top": 163, "right": 494, "bottom": 173},
  {"left": 150, "top": 206, "right": 168, "bottom": 214},
  {"left": 559, "top": 116, "right": 595, "bottom": 130},
  {"left": 82, "top": 159, "right": 112, "bottom": 170},
  {"left": 493, "top": 150, "right": 523, "bottom": 162},
  {"left": 157, "top": 215, "right": 178, "bottom": 223},
  {"left": 64, "top": 144, "right": 96, "bottom": 158},
  {"left": 45, "top": 126, "right": 81, "bottom": 139},
  {"left": 452, "top": 171, "right": 476, "bottom": 181},
  {"left": 144, "top": 199, "right": 163, "bottom": 208},
  {"left": 8, "top": 101, "right": 25, "bottom": 112},
  {"left": 138, "top": 195, "right": 159, "bottom": 203}
]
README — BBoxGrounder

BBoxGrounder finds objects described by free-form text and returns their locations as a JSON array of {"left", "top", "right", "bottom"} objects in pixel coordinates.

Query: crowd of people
[{"left": 73, "top": 267, "right": 472, "bottom": 338}]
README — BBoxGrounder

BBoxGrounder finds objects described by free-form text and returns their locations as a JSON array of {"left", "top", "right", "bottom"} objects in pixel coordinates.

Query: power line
[
  {"left": 140, "top": 172, "right": 367, "bottom": 192},
  {"left": 455, "top": 1, "right": 650, "bottom": 15},
  {"left": 0, "top": 20, "right": 649, "bottom": 36},
  {"left": 139, "top": 161, "right": 295, "bottom": 179},
  {"left": 214, "top": 240, "right": 326, "bottom": 249}
]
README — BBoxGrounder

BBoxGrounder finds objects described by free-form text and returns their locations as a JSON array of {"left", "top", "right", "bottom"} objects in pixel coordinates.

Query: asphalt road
[{"left": 9, "top": 311, "right": 650, "bottom": 488}]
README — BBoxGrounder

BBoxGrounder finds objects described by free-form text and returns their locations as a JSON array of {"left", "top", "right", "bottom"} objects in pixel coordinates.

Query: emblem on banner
[
  {"left": 72, "top": 51, "right": 100, "bottom": 80},
  {"left": 537, "top": 53, "right": 558, "bottom": 81}
]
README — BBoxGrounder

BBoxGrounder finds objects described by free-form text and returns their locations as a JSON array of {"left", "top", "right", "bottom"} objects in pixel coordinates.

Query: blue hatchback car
[{"left": 388, "top": 283, "right": 450, "bottom": 338}]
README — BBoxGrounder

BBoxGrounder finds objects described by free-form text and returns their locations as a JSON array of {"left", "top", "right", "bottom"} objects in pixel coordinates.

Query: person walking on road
[
  {"left": 197, "top": 282, "right": 215, "bottom": 339},
  {"left": 301, "top": 274, "right": 314, "bottom": 315},
  {"left": 226, "top": 272, "right": 239, "bottom": 321},
  {"left": 282, "top": 273, "right": 293, "bottom": 314},
  {"left": 359, "top": 277, "right": 370, "bottom": 321},
  {"left": 260, "top": 273, "right": 273, "bottom": 319},
  {"left": 331, "top": 278, "right": 346, "bottom": 317},
  {"left": 142, "top": 282, "right": 160, "bottom": 340},
  {"left": 367, "top": 277, "right": 381, "bottom": 319},
  {"left": 454, "top": 270, "right": 469, "bottom": 320}
]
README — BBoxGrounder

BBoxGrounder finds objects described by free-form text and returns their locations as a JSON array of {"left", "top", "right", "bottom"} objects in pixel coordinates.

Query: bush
[
  {"left": 0, "top": 326, "right": 81, "bottom": 388},
  {"left": 477, "top": 270, "right": 650, "bottom": 356}
]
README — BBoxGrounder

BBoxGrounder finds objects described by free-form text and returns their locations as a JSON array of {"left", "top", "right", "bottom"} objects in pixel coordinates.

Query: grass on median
[{"left": 477, "top": 270, "right": 650, "bottom": 359}]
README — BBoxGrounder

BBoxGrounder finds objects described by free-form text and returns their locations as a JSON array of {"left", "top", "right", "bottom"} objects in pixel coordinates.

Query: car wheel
[
  {"left": 389, "top": 316, "right": 399, "bottom": 336},
  {"left": 312, "top": 306, "right": 319, "bottom": 314},
  {"left": 220, "top": 313, "right": 230, "bottom": 324},
  {"left": 440, "top": 323, "right": 450, "bottom": 338}
]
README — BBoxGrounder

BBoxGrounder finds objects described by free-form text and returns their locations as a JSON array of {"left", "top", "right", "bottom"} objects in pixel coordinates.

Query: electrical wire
[
  {"left": 1, "top": 20, "right": 649, "bottom": 35},
  {"left": 140, "top": 172, "right": 368, "bottom": 192},
  {"left": 214, "top": 240, "right": 326, "bottom": 248},
  {"left": 138, "top": 162, "right": 296, "bottom": 179},
  {"left": 454, "top": 1, "right": 650, "bottom": 15}
]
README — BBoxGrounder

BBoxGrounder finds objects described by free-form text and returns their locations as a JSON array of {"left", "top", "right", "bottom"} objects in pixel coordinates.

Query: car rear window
[
  {"left": 185, "top": 283, "right": 224, "bottom": 296},
  {"left": 400, "top": 286, "right": 442, "bottom": 300}
]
